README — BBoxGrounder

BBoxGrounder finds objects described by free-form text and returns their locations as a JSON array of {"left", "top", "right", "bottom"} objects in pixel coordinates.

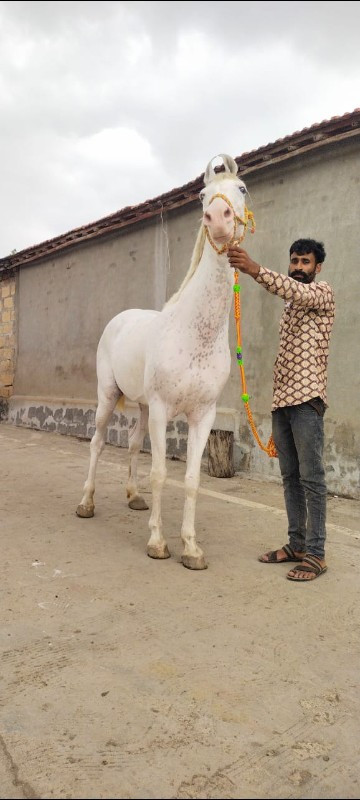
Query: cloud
[
  {"left": 76, "top": 127, "right": 157, "bottom": 170},
  {"left": 0, "top": 0, "right": 359, "bottom": 254}
]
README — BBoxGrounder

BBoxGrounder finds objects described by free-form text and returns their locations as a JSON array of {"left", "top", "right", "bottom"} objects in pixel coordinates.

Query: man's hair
[{"left": 290, "top": 239, "right": 326, "bottom": 264}]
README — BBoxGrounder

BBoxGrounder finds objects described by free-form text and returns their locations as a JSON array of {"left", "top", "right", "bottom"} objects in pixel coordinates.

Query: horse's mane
[
  {"left": 163, "top": 171, "right": 243, "bottom": 308},
  {"left": 163, "top": 222, "right": 206, "bottom": 307}
]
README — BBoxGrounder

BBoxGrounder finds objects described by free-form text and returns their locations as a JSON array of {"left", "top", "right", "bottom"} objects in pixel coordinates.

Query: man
[{"left": 228, "top": 239, "right": 335, "bottom": 582}]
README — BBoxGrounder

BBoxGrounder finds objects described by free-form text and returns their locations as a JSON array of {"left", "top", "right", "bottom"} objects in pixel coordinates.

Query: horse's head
[
  {"left": 165, "top": 154, "right": 255, "bottom": 306},
  {"left": 200, "top": 154, "right": 253, "bottom": 254}
]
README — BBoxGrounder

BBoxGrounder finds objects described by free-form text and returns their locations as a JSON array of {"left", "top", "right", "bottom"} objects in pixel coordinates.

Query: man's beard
[{"left": 288, "top": 267, "right": 317, "bottom": 284}]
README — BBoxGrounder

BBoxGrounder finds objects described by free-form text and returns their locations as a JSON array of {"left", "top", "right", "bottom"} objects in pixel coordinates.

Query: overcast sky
[{"left": 1, "top": 0, "right": 359, "bottom": 255}]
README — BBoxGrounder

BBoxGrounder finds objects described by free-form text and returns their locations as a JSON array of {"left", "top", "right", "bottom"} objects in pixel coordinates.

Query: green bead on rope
[
  {"left": 236, "top": 346, "right": 243, "bottom": 363},
  {"left": 233, "top": 284, "right": 241, "bottom": 293},
  {"left": 241, "top": 393, "right": 250, "bottom": 403}
]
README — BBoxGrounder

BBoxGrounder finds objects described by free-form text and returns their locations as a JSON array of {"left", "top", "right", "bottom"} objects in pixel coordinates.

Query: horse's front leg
[
  {"left": 181, "top": 404, "right": 216, "bottom": 570},
  {"left": 147, "top": 401, "right": 170, "bottom": 560}
]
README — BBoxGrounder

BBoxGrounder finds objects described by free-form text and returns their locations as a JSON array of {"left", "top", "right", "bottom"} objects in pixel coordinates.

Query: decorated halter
[{"left": 204, "top": 192, "right": 256, "bottom": 254}]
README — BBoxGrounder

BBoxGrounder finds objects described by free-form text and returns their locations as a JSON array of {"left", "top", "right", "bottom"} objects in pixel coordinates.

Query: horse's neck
[{"left": 175, "top": 241, "right": 233, "bottom": 328}]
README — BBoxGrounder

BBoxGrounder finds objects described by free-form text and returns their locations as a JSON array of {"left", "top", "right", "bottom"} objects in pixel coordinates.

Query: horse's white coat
[{"left": 77, "top": 155, "right": 249, "bottom": 569}]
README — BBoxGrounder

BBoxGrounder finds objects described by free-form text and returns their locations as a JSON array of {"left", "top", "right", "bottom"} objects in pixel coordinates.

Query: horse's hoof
[
  {"left": 147, "top": 544, "right": 171, "bottom": 560},
  {"left": 181, "top": 554, "right": 208, "bottom": 570},
  {"left": 128, "top": 495, "right": 149, "bottom": 511},
  {"left": 76, "top": 504, "right": 94, "bottom": 518}
]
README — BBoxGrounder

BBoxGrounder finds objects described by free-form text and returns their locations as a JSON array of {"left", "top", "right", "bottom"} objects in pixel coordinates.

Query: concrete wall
[
  {"left": 223, "top": 137, "right": 360, "bottom": 498},
  {"left": 5, "top": 135, "right": 360, "bottom": 498}
]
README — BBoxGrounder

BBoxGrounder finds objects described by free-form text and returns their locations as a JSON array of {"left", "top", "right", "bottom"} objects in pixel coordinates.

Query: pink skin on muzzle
[{"left": 203, "top": 196, "right": 235, "bottom": 244}]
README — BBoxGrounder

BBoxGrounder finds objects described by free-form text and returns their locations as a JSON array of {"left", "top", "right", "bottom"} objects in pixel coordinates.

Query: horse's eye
[
  {"left": 199, "top": 191, "right": 205, "bottom": 201},
  {"left": 239, "top": 186, "right": 246, "bottom": 195}
]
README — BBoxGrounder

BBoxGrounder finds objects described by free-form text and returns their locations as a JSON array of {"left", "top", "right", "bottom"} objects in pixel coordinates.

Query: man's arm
[
  {"left": 227, "top": 246, "right": 260, "bottom": 278},
  {"left": 227, "top": 246, "right": 334, "bottom": 311}
]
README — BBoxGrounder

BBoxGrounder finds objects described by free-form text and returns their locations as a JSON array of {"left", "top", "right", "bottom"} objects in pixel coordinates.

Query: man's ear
[{"left": 316, "top": 263, "right": 322, "bottom": 274}]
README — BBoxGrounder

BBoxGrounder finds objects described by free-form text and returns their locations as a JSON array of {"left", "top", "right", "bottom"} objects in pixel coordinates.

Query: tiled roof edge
[{"left": 1, "top": 108, "right": 359, "bottom": 271}]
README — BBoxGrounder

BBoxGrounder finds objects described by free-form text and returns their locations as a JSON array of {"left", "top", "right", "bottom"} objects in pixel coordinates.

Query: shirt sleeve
[{"left": 255, "top": 266, "right": 335, "bottom": 310}]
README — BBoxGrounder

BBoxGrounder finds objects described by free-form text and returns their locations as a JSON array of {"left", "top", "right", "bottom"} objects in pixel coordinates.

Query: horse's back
[{"left": 100, "top": 308, "right": 159, "bottom": 342}]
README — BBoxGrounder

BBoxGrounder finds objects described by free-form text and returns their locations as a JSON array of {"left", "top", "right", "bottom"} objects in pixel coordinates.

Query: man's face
[{"left": 288, "top": 251, "right": 320, "bottom": 283}]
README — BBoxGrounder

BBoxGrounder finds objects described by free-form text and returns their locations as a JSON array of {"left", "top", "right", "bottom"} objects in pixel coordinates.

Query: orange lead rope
[
  {"left": 233, "top": 269, "right": 278, "bottom": 458},
  {"left": 206, "top": 195, "right": 276, "bottom": 457}
]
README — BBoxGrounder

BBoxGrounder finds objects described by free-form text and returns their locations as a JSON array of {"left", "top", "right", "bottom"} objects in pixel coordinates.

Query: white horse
[{"left": 76, "top": 154, "right": 253, "bottom": 569}]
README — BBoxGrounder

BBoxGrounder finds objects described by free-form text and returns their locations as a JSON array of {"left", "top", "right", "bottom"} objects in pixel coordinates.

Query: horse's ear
[{"left": 204, "top": 154, "right": 238, "bottom": 185}]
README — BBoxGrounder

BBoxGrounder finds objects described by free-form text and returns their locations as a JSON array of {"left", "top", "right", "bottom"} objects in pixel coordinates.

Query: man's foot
[
  {"left": 258, "top": 544, "right": 306, "bottom": 563},
  {"left": 287, "top": 554, "right": 327, "bottom": 581}
]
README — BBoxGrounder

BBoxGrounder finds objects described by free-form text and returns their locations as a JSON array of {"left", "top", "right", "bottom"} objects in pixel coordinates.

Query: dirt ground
[{"left": 0, "top": 422, "right": 359, "bottom": 800}]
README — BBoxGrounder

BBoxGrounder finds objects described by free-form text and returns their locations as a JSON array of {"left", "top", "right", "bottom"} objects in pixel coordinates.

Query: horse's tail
[
  {"left": 164, "top": 223, "right": 206, "bottom": 307},
  {"left": 116, "top": 393, "right": 126, "bottom": 412}
]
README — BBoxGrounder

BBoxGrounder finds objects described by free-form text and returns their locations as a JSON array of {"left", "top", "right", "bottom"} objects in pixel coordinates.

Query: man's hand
[{"left": 227, "top": 246, "right": 261, "bottom": 278}]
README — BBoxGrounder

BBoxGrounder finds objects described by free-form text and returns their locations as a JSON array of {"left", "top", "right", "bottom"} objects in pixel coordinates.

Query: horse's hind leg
[
  {"left": 127, "top": 403, "right": 149, "bottom": 510},
  {"left": 76, "top": 381, "right": 120, "bottom": 518}
]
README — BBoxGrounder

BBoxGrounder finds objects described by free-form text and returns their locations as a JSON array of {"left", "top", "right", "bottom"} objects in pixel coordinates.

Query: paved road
[{"left": 1, "top": 423, "right": 359, "bottom": 799}]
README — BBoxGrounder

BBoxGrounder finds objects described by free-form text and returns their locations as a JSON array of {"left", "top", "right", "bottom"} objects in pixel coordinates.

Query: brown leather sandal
[
  {"left": 287, "top": 554, "right": 327, "bottom": 581},
  {"left": 258, "top": 544, "right": 306, "bottom": 564}
]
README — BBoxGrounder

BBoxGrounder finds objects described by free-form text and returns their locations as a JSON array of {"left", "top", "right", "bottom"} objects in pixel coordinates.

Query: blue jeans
[{"left": 272, "top": 403, "right": 327, "bottom": 559}]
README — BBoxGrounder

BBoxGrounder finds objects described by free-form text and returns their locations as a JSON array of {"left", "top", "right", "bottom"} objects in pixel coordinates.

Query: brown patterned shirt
[{"left": 255, "top": 266, "right": 335, "bottom": 410}]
